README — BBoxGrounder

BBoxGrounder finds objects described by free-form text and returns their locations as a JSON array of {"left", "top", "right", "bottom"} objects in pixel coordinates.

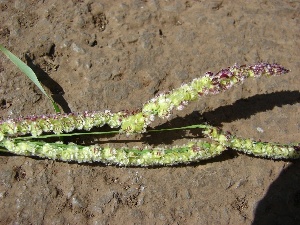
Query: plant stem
[{"left": 13, "top": 124, "right": 210, "bottom": 141}]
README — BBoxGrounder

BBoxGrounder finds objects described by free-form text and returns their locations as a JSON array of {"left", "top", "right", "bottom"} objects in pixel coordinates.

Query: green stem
[
  {"left": 13, "top": 124, "right": 210, "bottom": 141},
  {"left": 149, "top": 124, "right": 208, "bottom": 132},
  {"left": 13, "top": 130, "right": 120, "bottom": 140}
]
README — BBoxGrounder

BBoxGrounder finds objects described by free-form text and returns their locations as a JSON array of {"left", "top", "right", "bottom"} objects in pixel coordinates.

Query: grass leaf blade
[{"left": 0, "top": 44, "right": 61, "bottom": 113}]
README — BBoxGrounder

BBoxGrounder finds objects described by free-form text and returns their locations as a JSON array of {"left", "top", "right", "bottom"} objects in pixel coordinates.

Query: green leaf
[{"left": 0, "top": 44, "right": 61, "bottom": 113}]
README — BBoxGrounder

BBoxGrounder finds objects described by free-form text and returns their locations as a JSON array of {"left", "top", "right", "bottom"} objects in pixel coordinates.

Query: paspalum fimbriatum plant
[{"left": 0, "top": 44, "right": 299, "bottom": 166}]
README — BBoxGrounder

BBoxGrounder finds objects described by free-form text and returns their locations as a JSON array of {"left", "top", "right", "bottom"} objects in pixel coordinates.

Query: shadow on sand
[{"left": 252, "top": 161, "right": 300, "bottom": 225}]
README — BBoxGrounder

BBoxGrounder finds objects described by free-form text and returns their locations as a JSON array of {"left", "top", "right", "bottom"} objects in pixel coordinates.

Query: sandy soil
[{"left": 0, "top": 0, "right": 299, "bottom": 224}]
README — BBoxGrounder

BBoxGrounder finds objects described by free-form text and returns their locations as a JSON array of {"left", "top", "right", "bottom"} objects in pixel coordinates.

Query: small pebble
[
  {"left": 256, "top": 127, "right": 264, "bottom": 133},
  {"left": 71, "top": 42, "right": 86, "bottom": 54}
]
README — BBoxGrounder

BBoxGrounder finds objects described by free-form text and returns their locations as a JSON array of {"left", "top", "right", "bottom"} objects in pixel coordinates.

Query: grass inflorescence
[{"left": 0, "top": 44, "right": 299, "bottom": 166}]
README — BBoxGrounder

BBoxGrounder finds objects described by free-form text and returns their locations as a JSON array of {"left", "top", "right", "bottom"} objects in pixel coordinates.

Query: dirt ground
[{"left": 0, "top": 0, "right": 299, "bottom": 224}]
